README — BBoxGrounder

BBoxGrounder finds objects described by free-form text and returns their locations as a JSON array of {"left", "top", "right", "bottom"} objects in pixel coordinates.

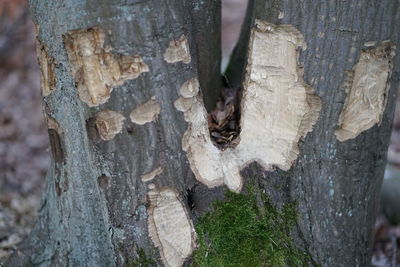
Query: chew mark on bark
[
  {"left": 47, "top": 116, "right": 63, "bottom": 133},
  {"left": 141, "top": 166, "right": 163, "bottom": 182},
  {"left": 47, "top": 117, "right": 64, "bottom": 163},
  {"left": 364, "top": 41, "right": 377, "bottom": 47},
  {"left": 130, "top": 97, "right": 160, "bottom": 125},
  {"left": 163, "top": 35, "right": 191, "bottom": 64},
  {"left": 95, "top": 110, "right": 125, "bottom": 141},
  {"left": 175, "top": 20, "right": 321, "bottom": 192},
  {"left": 63, "top": 27, "right": 149, "bottom": 107},
  {"left": 147, "top": 188, "right": 196, "bottom": 267},
  {"left": 180, "top": 78, "right": 200, "bottom": 98},
  {"left": 36, "top": 39, "right": 56, "bottom": 97},
  {"left": 335, "top": 41, "right": 396, "bottom": 142}
]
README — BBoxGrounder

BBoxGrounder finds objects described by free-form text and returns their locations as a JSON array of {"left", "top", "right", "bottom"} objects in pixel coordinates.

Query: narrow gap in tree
[{"left": 207, "top": 0, "right": 248, "bottom": 150}]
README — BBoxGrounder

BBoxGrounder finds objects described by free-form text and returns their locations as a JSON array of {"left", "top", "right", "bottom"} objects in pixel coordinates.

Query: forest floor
[{"left": 0, "top": 1, "right": 399, "bottom": 266}]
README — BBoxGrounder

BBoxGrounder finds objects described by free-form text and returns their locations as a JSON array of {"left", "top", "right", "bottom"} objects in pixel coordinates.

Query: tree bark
[
  {"left": 7, "top": 0, "right": 219, "bottom": 266},
  {"left": 242, "top": 0, "right": 400, "bottom": 266},
  {"left": 6, "top": 0, "right": 400, "bottom": 266}
]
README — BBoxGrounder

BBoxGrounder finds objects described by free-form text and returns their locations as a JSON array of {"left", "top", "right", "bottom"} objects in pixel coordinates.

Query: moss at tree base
[{"left": 192, "top": 186, "right": 310, "bottom": 266}]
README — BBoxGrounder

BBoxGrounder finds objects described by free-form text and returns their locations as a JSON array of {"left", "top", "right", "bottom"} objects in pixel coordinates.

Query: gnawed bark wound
[
  {"left": 130, "top": 97, "right": 161, "bottom": 125},
  {"left": 141, "top": 166, "right": 163, "bottom": 182},
  {"left": 163, "top": 35, "right": 191, "bottom": 64},
  {"left": 47, "top": 117, "right": 64, "bottom": 163},
  {"left": 364, "top": 41, "right": 377, "bottom": 47},
  {"left": 47, "top": 117, "right": 63, "bottom": 133},
  {"left": 147, "top": 188, "right": 196, "bottom": 267},
  {"left": 36, "top": 40, "right": 56, "bottom": 97},
  {"left": 64, "top": 27, "right": 149, "bottom": 107},
  {"left": 95, "top": 110, "right": 125, "bottom": 141},
  {"left": 335, "top": 41, "right": 396, "bottom": 142},
  {"left": 180, "top": 78, "right": 200, "bottom": 98},
  {"left": 175, "top": 21, "right": 321, "bottom": 192}
]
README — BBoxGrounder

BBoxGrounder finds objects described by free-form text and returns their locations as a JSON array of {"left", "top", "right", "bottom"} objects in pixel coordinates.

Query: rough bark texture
[
  {"left": 242, "top": 1, "right": 400, "bottom": 266},
  {"left": 189, "top": 0, "right": 221, "bottom": 112},
  {"left": 7, "top": 1, "right": 216, "bottom": 266},
  {"left": 6, "top": 0, "right": 400, "bottom": 266}
]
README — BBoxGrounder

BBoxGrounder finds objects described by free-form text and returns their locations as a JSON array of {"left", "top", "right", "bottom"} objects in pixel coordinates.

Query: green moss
[{"left": 192, "top": 186, "right": 310, "bottom": 267}]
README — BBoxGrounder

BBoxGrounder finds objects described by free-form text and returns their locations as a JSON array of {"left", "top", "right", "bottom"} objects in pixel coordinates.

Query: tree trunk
[
  {"left": 8, "top": 0, "right": 220, "bottom": 266},
  {"left": 6, "top": 0, "right": 400, "bottom": 266},
  {"left": 244, "top": 0, "right": 400, "bottom": 266}
]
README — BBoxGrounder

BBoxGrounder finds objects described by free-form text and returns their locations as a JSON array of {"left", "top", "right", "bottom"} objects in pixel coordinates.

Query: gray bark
[
  {"left": 242, "top": 1, "right": 400, "bottom": 266},
  {"left": 6, "top": 0, "right": 400, "bottom": 266},
  {"left": 189, "top": 0, "right": 221, "bottom": 111},
  {"left": 7, "top": 0, "right": 217, "bottom": 266}
]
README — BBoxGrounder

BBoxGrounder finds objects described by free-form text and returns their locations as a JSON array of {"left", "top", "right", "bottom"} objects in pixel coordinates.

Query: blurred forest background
[{"left": 0, "top": 0, "right": 399, "bottom": 265}]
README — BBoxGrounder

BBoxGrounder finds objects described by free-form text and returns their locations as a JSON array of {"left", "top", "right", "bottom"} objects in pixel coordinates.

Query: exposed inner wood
[
  {"left": 163, "top": 35, "right": 191, "bottom": 64},
  {"left": 130, "top": 96, "right": 161, "bottom": 125},
  {"left": 94, "top": 110, "right": 125, "bottom": 141},
  {"left": 141, "top": 166, "right": 163, "bottom": 182},
  {"left": 147, "top": 188, "right": 196, "bottom": 267},
  {"left": 63, "top": 27, "right": 149, "bottom": 107},
  {"left": 335, "top": 41, "right": 396, "bottom": 142},
  {"left": 175, "top": 20, "right": 321, "bottom": 192},
  {"left": 36, "top": 39, "right": 56, "bottom": 97}
]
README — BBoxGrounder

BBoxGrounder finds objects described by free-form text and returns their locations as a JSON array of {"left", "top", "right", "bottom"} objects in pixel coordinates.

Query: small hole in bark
[
  {"left": 186, "top": 187, "right": 195, "bottom": 210},
  {"left": 98, "top": 174, "right": 110, "bottom": 190},
  {"left": 126, "top": 126, "right": 134, "bottom": 134}
]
